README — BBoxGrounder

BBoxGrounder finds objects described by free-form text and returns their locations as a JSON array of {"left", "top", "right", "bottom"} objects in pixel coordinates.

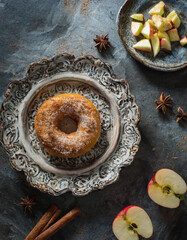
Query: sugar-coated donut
[{"left": 35, "top": 93, "right": 101, "bottom": 158}]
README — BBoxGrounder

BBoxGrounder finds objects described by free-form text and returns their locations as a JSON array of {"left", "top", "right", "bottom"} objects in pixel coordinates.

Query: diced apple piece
[
  {"left": 167, "top": 10, "right": 177, "bottom": 21},
  {"left": 133, "top": 39, "right": 152, "bottom": 52},
  {"left": 149, "top": 1, "right": 165, "bottom": 16},
  {"left": 151, "top": 34, "right": 160, "bottom": 57},
  {"left": 158, "top": 31, "right": 170, "bottom": 41},
  {"left": 168, "top": 28, "right": 180, "bottom": 42},
  {"left": 147, "top": 19, "right": 156, "bottom": 28},
  {"left": 112, "top": 206, "right": 153, "bottom": 240},
  {"left": 148, "top": 169, "right": 187, "bottom": 208},
  {"left": 180, "top": 37, "right": 187, "bottom": 46},
  {"left": 172, "top": 14, "right": 181, "bottom": 28},
  {"left": 131, "top": 22, "right": 144, "bottom": 36},
  {"left": 161, "top": 38, "right": 171, "bottom": 52},
  {"left": 152, "top": 15, "right": 172, "bottom": 32},
  {"left": 141, "top": 22, "right": 155, "bottom": 39},
  {"left": 131, "top": 14, "right": 144, "bottom": 21}
]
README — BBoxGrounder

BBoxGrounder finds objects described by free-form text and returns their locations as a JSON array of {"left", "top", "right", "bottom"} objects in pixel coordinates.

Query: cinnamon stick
[
  {"left": 25, "top": 205, "right": 58, "bottom": 240},
  {"left": 41, "top": 208, "right": 62, "bottom": 232},
  {"left": 35, "top": 206, "right": 81, "bottom": 240}
]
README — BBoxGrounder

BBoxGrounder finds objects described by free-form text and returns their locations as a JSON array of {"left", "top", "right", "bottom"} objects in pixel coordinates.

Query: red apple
[
  {"left": 148, "top": 169, "right": 187, "bottom": 208},
  {"left": 149, "top": 1, "right": 165, "bottom": 16},
  {"left": 151, "top": 33, "right": 160, "bottom": 57},
  {"left": 131, "top": 14, "right": 144, "bottom": 22},
  {"left": 180, "top": 37, "right": 187, "bottom": 46},
  {"left": 168, "top": 28, "right": 180, "bottom": 42},
  {"left": 161, "top": 38, "right": 171, "bottom": 52},
  {"left": 133, "top": 39, "right": 152, "bottom": 52},
  {"left": 131, "top": 22, "right": 144, "bottom": 36},
  {"left": 112, "top": 206, "right": 153, "bottom": 240}
]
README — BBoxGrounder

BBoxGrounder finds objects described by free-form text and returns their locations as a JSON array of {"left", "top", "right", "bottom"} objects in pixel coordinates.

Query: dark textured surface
[{"left": 0, "top": 0, "right": 187, "bottom": 240}]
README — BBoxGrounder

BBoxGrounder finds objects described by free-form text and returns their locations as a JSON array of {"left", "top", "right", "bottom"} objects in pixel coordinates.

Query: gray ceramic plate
[
  {"left": 116, "top": 0, "right": 187, "bottom": 71},
  {"left": 0, "top": 53, "right": 141, "bottom": 196}
]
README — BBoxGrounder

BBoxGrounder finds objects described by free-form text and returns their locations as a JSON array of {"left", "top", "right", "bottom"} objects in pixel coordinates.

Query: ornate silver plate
[{"left": 0, "top": 53, "right": 141, "bottom": 196}]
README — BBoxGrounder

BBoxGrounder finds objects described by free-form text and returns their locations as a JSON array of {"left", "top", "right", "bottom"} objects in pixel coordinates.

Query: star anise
[
  {"left": 19, "top": 195, "right": 37, "bottom": 214},
  {"left": 155, "top": 92, "right": 172, "bottom": 114},
  {"left": 176, "top": 107, "right": 187, "bottom": 122},
  {"left": 93, "top": 34, "right": 110, "bottom": 52}
]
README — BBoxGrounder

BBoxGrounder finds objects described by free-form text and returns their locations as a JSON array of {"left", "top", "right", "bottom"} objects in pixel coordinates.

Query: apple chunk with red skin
[
  {"left": 161, "top": 38, "right": 171, "bottom": 52},
  {"left": 131, "top": 22, "right": 144, "bottom": 36},
  {"left": 180, "top": 37, "right": 187, "bottom": 46},
  {"left": 148, "top": 169, "right": 187, "bottom": 208},
  {"left": 167, "top": 28, "right": 180, "bottom": 42},
  {"left": 112, "top": 206, "right": 153, "bottom": 240}
]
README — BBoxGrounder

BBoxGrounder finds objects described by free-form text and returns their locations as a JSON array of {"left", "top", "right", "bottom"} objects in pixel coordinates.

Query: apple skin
[
  {"left": 161, "top": 38, "right": 171, "bottom": 52},
  {"left": 148, "top": 169, "right": 187, "bottom": 208},
  {"left": 180, "top": 37, "right": 187, "bottom": 46}
]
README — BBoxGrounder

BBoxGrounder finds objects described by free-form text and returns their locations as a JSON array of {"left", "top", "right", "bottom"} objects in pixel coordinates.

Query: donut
[{"left": 35, "top": 93, "right": 101, "bottom": 158}]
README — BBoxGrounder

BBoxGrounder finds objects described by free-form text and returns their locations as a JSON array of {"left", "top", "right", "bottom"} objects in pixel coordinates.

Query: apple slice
[
  {"left": 131, "top": 14, "right": 144, "bottom": 21},
  {"left": 148, "top": 169, "right": 187, "bottom": 208},
  {"left": 152, "top": 15, "right": 172, "bottom": 31},
  {"left": 161, "top": 38, "right": 171, "bottom": 52},
  {"left": 141, "top": 22, "right": 155, "bottom": 39},
  {"left": 151, "top": 33, "right": 160, "bottom": 57},
  {"left": 133, "top": 39, "right": 152, "bottom": 52},
  {"left": 168, "top": 28, "right": 180, "bottom": 42},
  {"left": 131, "top": 22, "right": 144, "bottom": 36},
  {"left": 158, "top": 31, "right": 170, "bottom": 41},
  {"left": 167, "top": 10, "right": 177, "bottom": 21},
  {"left": 172, "top": 14, "right": 181, "bottom": 28},
  {"left": 112, "top": 206, "right": 153, "bottom": 240},
  {"left": 149, "top": 1, "right": 165, "bottom": 16},
  {"left": 180, "top": 37, "right": 187, "bottom": 46}
]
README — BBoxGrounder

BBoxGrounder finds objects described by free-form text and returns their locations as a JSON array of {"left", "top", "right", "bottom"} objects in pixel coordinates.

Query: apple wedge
[
  {"left": 158, "top": 31, "right": 170, "bottom": 41},
  {"left": 141, "top": 22, "right": 155, "bottom": 39},
  {"left": 180, "top": 37, "right": 187, "bottom": 46},
  {"left": 151, "top": 34, "right": 160, "bottom": 57},
  {"left": 131, "top": 22, "right": 144, "bottom": 36},
  {"left": 133, "top": 39, "right": 152, "bottom": 52},
  {"left": 131, "top": 14, "right": 144, "bottom": 21},
  {"left": 112, "top": 206, "right": 153, "bottom": 240},
  {"left": 168, "top": 28, "right": 180, "bottom": 42},
  {"left": 149, "top": 1, "right": 165, "bottom": 16},
  {"left": 152, "top": 15, "right": 172, "bottom": 32},
  {"left": 167, "top": 10, "right": 181, "bottom": 28},
  {"left": 148, "top": 169, "right": 187, "bottom": 208},
  {"left": 161, "top": 38, "right": 171, "bottom": 52}
]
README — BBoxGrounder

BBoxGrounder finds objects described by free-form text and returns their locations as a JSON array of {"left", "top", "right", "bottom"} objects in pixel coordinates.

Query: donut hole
[{"left": 58, "top": 116, "right": 78, "bottom": 134}]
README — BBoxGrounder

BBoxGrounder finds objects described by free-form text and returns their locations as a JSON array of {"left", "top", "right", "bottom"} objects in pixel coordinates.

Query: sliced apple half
[
  {"left": 112, "top": 206, "right": 153, "bottom": 240},
  {"left": 141, "top": 22, "right": 155, "bottom": 39},
  {"left": 149, "top": 1, "right": 165, "bottom": 16},
  {"left": 180, "top": 37, "right": 187, "bottom": 46},
  {"left": 131, "top": 14, "right": 144, "bottom": 21},
  {"left": 131, "top": 22, "right": 144, "bottom": 36},
  {"left": 161, "top": 38, "right": 171, "bottom": 52},
  {"left": 151, "top": 33, "right": 160, "bottom": 57},
  {"left": 148, "top": 169, "right": 187, "bottom": 208},
  {"left": 158, "top": 31, "right": 170, "bottom": 41},
  {"left": 168, "top": 28, "right": 180, "bottom": 42},
  {"left": 133, "top": 39, "right": 152, "bottom": 52}
]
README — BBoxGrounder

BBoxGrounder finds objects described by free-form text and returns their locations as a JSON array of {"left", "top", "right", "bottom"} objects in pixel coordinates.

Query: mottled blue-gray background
[{"left": 0, "top": 0, "right": 187, "bottom": 239}]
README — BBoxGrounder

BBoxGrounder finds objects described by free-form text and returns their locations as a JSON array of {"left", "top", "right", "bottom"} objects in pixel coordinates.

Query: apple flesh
[
  {"left": 148, "top": 169, "right": 187, "bottom": 208},
  {"left": 133, "top": 39, "right": 152, "bottom": 52},
  {"left": 112, "top": 206, "right": 153, "bottom": 240},
  {"left": 180, "top": 37, "right": 187, "bottom": 46},
  {"left": 141, "top": 22, "right": 155, "bottom": 39},
  {"left": 131, "top": 22, "right": 144, "bottom": 36},
  {"left": 158, "top": 31, "right": 170, "bottom": 41},
  {"left": 168, "top": 28, "right": 180, "bottom": 42},
  {"left": 149, "top": 1, "right": 165, "bottom": 16},
  {"left": 151, "top": 33, "right": 160, "bottom": 57},
  {"left": 161, "top": 38, "right": 171, "bottom": 52},
  {"left": 131, "top": 14, "right": 144, "bottom": 21},
  {"left": 152, "top": 15, "right": 172, "bottom": 32}
]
